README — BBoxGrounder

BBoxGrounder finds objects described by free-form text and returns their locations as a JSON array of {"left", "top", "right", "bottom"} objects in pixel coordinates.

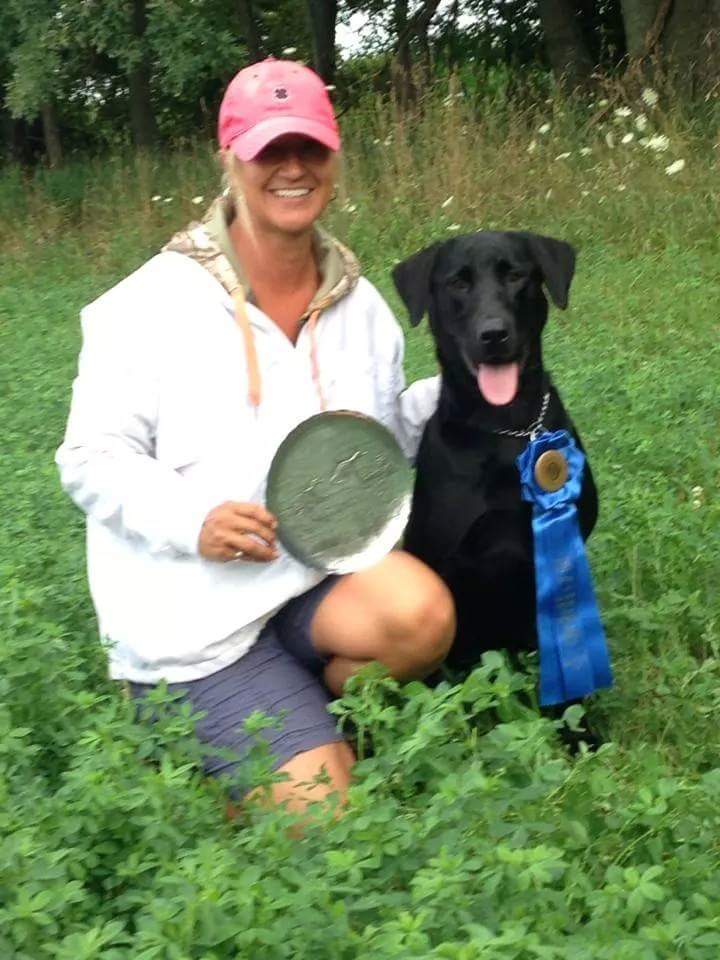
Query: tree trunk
[
  {"left": 620, "top": 0, "right": 662, "bottom": 58},
  {"left": 238, "top": 0, "right": 263, "bottom": 62},
  {"left": 538, "top": 0, "right": 595, "bottom": 88},
  {"left": 664, "top": 0, "right": 714, "bottom": 87},
  {"left": 1, "top": 108, "right": 16, "bottom": 164},
  {"left": 306, "top": 0, "right": 338, "bottom": 84},
  {"left": 128, "top": 0, "right": 158, "bottom": 148},
  {"left": 391, "top": 0, "right": 441, "bottom": 103},
  {"left": 445, "top": 0, "right": 462, "bottom": 67},
  {"left": 40, "top": 102, "right": 62, "bottom": 168},
  {"left": 392, "top": 0, "right": 415, "bottom": 106},
  {"left": 412, "top": 0, "right": 442, "bottom": 76},
  {"left": 705, "top": 0, "right": 720, "bottom": 87}
]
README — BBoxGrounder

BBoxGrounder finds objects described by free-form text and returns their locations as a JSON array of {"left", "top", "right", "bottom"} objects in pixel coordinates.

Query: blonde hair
[{"left": 220, "top": 149, "right": 257, "bottom": 244}]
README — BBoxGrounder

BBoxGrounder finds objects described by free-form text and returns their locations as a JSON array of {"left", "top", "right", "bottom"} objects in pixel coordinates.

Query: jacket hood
[{"left": 162, "top": 193, "right": 361, "bottom": 316}]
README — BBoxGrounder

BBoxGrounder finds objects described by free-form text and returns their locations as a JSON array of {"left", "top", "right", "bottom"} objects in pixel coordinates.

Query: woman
[{"left": 56, "top": 58, "right": 452, "bottom": 816}]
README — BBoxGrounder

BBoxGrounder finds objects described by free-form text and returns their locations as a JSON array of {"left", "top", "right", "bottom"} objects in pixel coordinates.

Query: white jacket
[{"left": 56, "top": 250, "right": 439, "bottom": 683}]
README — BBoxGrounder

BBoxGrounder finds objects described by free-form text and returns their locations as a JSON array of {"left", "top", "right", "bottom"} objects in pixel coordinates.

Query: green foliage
[{"left": 1, "top": 82, "right": 720, "bottom": 955}]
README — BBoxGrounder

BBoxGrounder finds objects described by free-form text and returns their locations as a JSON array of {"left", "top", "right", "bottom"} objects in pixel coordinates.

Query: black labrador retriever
[{"left": 393, "top": 231, "right": 598, "bottom": 676}]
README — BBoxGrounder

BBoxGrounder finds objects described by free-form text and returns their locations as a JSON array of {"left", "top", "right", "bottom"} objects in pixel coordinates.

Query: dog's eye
[
  {"left": 507, "top": 270, "right": 527, "bottom": 284},
  {"left": 448, "top": 270, "right": 472, "bottom": 293}
]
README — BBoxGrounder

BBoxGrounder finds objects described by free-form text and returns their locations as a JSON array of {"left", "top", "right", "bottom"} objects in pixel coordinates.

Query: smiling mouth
[{"left": 270, "top": 188, "right": 314, "bottom": 199}]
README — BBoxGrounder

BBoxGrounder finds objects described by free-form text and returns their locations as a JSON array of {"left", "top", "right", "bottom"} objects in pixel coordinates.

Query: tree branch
[{"left": 643, "top": 0, "right": 674, "bottom": 57}]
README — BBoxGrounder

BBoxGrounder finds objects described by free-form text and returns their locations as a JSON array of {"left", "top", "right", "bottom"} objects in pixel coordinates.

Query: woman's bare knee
[
  {"left": 311, "top": 551, "right": 455, "bottom": 682},
  {"left": 385, "top": 575, "right": 456, "bottom": 677},
  {"left": 247, "top": 741, "right": 355, "bottom": 818}
]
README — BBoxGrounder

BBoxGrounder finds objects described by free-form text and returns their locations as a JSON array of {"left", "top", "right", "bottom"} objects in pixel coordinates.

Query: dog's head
[{"left": 392, "top": 231, "right": 575, "bottom": 406}]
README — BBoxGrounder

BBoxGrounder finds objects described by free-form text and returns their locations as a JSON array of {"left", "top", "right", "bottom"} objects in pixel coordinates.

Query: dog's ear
[
  {"left": 521, "top": 233, "right": 576, "bottom": 310},
  {"left": 392, "top": 243, "right": 442, "bottom": 326}
]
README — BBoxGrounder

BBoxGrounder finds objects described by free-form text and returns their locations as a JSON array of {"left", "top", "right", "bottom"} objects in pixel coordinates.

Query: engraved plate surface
[{"left": 266, "top": 411, "right": 413, "bottom": 573}]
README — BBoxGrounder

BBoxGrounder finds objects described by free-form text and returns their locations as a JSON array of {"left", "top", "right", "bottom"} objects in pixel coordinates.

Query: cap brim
[{"left": 228, "top": 116, "right": 341, "bottom": 161}]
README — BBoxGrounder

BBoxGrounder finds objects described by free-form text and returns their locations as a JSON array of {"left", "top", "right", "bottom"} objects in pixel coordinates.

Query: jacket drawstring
[
  {"left": 306, "top": 309, "right": 327, "bottom": 412},
  {"left": 233, "top": 291, "right": 326, "bottom": 412},
  {"left": 233, "top": 287, "right": 262, "bottom": 409}
]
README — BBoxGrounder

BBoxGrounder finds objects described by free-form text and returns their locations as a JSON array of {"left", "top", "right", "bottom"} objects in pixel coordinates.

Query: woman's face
[{"left": 230, "top": 134, "right": 337, "bottom": 236}]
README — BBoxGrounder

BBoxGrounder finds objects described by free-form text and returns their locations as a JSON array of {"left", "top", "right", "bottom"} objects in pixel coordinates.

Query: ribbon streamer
[{"left": 517, "top": 430, "right": 613, "bottom": 706}]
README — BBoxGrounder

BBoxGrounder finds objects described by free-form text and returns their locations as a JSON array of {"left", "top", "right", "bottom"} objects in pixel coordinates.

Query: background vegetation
[
  {"left": 2, "top": 65, "right": 720, "bottom": 953},
  {"left": 2, "top": 0, "right": 720, "bottom": 166},
  {"left": 2, "top": 0, "right": 720, "bottom": 952}
]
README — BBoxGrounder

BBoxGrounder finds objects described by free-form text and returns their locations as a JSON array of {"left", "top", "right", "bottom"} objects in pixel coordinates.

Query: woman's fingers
[
  {"left": 226, "top": 514, "right": 276, "bottom": 547},
  {"left": 228, "top": 532, "right": 279, "bottom": 563},
  {"left": 198, "top": 501, "right": 280, "bottom": 562},
  {"left": 234, "top": 502, "right": 277, "bottom": 530}
]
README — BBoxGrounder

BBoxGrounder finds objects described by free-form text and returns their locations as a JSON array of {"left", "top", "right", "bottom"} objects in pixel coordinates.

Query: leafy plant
[{"left": 1, "top": 78, "right": 719, "bottom": 957}]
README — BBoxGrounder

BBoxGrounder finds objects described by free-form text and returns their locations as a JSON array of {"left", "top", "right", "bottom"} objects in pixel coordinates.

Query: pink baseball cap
[{"left": 218, "top": 58, "right": 341, "bottom": 161}]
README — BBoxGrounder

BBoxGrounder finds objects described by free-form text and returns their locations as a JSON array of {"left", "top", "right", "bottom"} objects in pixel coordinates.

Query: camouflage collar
[{"left": 162, "top": 194, "right": 361, "bottom": 319}]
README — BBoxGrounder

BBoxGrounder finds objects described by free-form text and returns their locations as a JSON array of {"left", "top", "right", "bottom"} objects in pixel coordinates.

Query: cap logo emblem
[{"left": 273, "top": 87, "right": 288, "bottom": 100}]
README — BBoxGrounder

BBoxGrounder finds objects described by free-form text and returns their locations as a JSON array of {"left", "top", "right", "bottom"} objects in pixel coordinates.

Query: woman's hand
[{"left": 198, "top": 501, "right": 279, "bottom": 563}]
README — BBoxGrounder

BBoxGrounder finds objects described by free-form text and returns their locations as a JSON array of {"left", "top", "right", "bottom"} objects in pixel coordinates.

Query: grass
[{"left": 1, "top": 81, "right": 720, "bottom": 955}]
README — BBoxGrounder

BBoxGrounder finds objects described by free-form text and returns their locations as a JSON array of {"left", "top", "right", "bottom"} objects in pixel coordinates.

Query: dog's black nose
[{"left": 480, "top": 325, "right": 510, "bottom": 347}]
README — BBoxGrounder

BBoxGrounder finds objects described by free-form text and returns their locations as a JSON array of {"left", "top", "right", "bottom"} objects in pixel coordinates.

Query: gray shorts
[{"left": 129, "top": 576, "right": 345, "bottom": 791}]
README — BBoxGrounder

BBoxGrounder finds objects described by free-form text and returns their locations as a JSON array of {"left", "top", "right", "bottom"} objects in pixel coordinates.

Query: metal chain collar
[{"left": 493, "top": 391, "right": 551, "bottom": 440}]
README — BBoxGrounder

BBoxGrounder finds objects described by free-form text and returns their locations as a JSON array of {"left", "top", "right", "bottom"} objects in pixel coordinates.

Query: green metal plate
[{"left": 266, "top": 411, "right": 413, "bottom": 574}]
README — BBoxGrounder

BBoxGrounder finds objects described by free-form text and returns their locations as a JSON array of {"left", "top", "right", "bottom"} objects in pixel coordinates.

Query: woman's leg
[
  {"left": 130, "top": 625, "right": 353, "bottom": 820},
  {"left": 239, "top": 739, "right": 355, "bottom": 823},
  {"left": 311, "top": 551, "right": 456, "bottom": 696},
  {"left": 246, "top": 553, "right": 455, "bottom": 818}
]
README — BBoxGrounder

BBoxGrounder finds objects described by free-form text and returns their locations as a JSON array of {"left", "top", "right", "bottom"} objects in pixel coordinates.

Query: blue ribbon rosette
[{"left": 517, "top": 429, "right": 612, "bottom": 706}]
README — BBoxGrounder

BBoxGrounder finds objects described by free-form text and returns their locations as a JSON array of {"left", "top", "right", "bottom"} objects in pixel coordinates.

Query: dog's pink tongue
[{"left": 478, "top": 363, "right": 519, "bottom": 405}]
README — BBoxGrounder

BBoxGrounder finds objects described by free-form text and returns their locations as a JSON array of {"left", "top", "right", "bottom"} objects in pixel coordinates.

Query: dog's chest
[{"left": 405, "top": 417, "right": 533, "bottom": 569}]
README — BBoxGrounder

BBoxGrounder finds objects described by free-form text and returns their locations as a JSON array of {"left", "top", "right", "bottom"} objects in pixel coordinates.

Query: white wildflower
[
  {"left": 151, "top": 194, "right": 161, "bottom": 202},
  {"left": 621, "top": 133, "right": 635, "bottom": 144},
  {"left": 555, "top": 152, "right": 571, "bottom": 160},
  {"left": 598, "top": 98, "right": 609, "bottom": 107},
  {"left": 191, "top": 195, "right": 204, "bottom": 205},
  {"left": 447, "top": 223, "right": 461, "bottom": 231},
  {"left": 617, "top": 184, "right": 627, "bottom": 192},
  {"left": 282, "top": 47, "right": 298, "bottom": 56},
  {"left": 646, "top": 134, "right": 670, "bottom": 152},
  {"left": 538, "top": 123, "right": 551, "bottom": 135},
  {"left": 441, "top": 195, "right": 454, "bottom": 209},
  {"left": 325, "top": 84, "right": 336, "bottom": 92},
  {"left": 581, "top": 190, "right": 590, "bottom": 197},
  {"left": 580, "top": 147, "right": 592, "bottom": 156},
  {"left": 665, "top": 158, "right": 686, "bottom": 176},
  {"left": 614, "top": 106, "right": 632, "bottom": 118},
  {"left": 163, "top": 197, "right": 173, "bottom": 203},
  {"left": 605, "top": 132, "right": 615, "bottom": 148},
  {"left": 345, "top": 203, "right": 357, "bottom": 213},
  {"left": 527, "top": 140, "right": 537, "bottom": 154},
  {"left": 372, "top": 138, "right": 381, "bottom": 145},
  {"left": 642, "top": 88, "right": 659, "bottom": 108},
  {"left": 635, "top": 114, "right": 648, "bottom": 132},
  {"left": 691, "top": 485, "right": 704, "bottom": 508}
]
